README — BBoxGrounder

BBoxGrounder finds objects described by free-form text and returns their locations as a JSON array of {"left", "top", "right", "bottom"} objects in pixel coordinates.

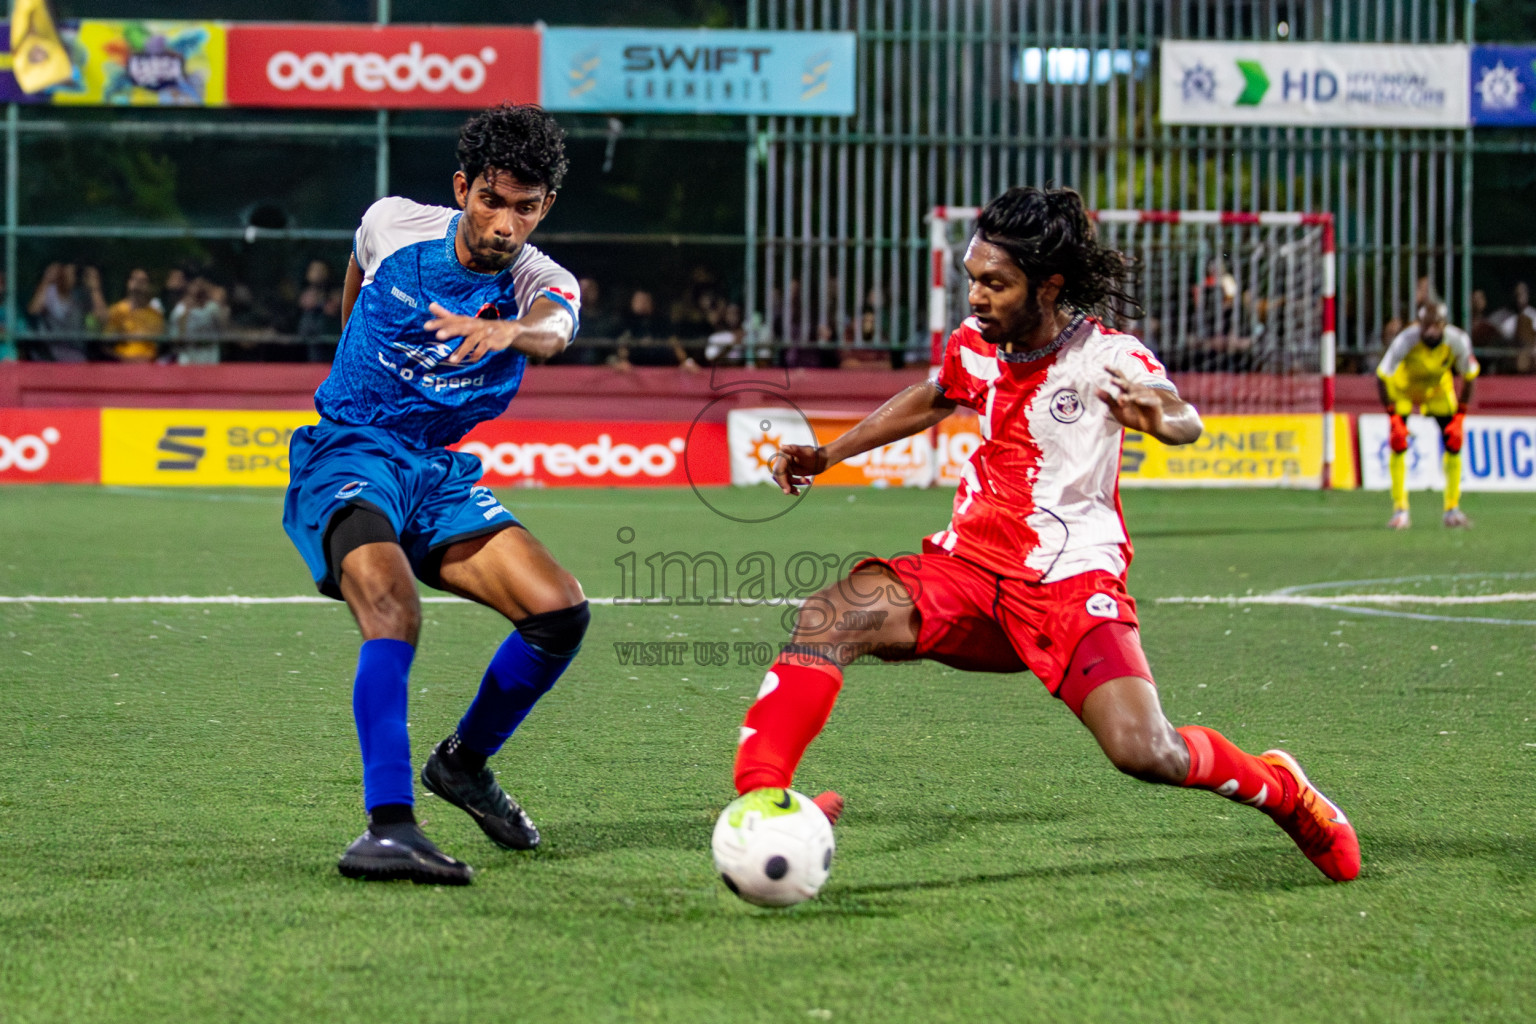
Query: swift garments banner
[
  {"left": 225, "top": 24, "right": 539, "bottom": 109},
  {"left": 541, "top": 27, "right": 856, "bottom": 115}
]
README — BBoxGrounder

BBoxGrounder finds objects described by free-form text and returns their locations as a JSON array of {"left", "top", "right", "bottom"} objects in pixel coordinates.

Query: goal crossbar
[{"left": 928, "top": 206, "right": 1339, "bottom": 488}]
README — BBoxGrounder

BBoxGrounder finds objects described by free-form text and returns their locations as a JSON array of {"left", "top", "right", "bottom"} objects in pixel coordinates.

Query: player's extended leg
[
  {"left": 1387, "top": 410, "right": 1412, "bottom": 529},
  {"left": 331, "top": 507, "right": 472, "bottom": 885},
  {"left": 1436, "top": 412, "right": 1471, "bottom": 527},
  {"left": 421, "top": 526, "right": 589, "bottom": 850},
  {"left": 1075, "top": 634, "right": 1359, "bottom": 882},
  {"left": 732, "top": 564, "right": 922, "bottom": 823}
]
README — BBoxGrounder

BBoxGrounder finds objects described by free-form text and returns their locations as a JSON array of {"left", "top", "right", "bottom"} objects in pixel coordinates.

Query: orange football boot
[
  {"left": 811, "top": 791, "right": 844, "bottom": 826},
  {"left": 1260, "top": 750, "right": 1361, "bottom": 882}
]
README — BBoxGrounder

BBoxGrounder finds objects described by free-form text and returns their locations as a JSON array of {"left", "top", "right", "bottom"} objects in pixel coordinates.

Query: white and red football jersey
[{"left": 929, "top": 313, "right": 1177, "bottom": 583}]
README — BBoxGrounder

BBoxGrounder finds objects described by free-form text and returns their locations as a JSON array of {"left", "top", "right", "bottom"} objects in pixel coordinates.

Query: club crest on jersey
[
  {"left": 475, "top": 302, "right": 502, "bottom": 320},
  {"left": 1085, "top": 593, "right": 1119, "bottom": 619},
  {"left": 1050, "top": 388, "right": 1085, "bottom": 423},
  {"left": 335, "top": 481, "right": 369, "bottom": 500}
]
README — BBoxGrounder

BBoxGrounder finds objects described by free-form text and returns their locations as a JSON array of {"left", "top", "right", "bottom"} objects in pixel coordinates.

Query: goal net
[{"left": 928, "top": 206, "right": 1339, "bottom": 484}]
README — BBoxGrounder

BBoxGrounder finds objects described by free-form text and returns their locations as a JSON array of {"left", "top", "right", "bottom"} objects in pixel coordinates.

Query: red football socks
[
  {"left": 1176, "top": 725, "right": 1295, "bottom": 814},
  {"left": 733, "top": 651, "right": 844, "bottom": 795}
]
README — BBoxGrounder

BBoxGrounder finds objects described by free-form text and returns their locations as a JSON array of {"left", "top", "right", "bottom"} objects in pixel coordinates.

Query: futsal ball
[{"left": 711, "top": 788, "right": 834, "bottom": 907}]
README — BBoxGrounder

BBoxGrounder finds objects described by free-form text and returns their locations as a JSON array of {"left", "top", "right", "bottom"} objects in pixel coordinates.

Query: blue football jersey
[{"left": 314, "top": 196, "right": 580, "bottom": 449}]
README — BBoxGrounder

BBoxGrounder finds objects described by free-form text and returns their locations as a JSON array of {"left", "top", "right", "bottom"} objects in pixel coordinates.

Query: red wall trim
[{"left": 5, "top": 364, "right": 1536, "bottom": 418}]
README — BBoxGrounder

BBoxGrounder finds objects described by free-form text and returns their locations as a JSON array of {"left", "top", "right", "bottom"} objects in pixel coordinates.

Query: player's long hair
[
  {"left": 457, "top": 104, "right": 569, "bottom": 192},
  {"left": 975, "top": 186, "right": 1141, "bottom": 320}
]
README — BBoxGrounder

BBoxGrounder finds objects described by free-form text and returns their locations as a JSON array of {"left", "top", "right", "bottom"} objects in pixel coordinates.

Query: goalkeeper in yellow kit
[{"left": 1376, "top": 301, "right": 1479, "bottom": 529}]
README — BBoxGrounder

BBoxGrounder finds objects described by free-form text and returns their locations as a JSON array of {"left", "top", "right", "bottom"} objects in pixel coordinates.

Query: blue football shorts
[{"left": 283, "top": 419, "right": 520, "bottom": 599}]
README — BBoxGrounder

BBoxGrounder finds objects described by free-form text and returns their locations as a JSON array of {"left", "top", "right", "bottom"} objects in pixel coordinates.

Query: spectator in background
[
  {"left": 613, "top": 288, "right": 694, "bottom": 370},
  {"left": 1488, "top": 282, "right": 1536, "bottom": 373},
  {"left": 296, "top": 259, "right": 341, "bottom": 362},
  {"left": 669, "top": 264, "right": 724, "bottom": 342},
  {"left": 1376, "top": 315, "right": 1405, "bottom": 357},
  {"left": 27, "top": 262, "right": 106, "bottom": 362},
  {"left": 0, "top": 270, "right": 17, "bottom": 362},
  {"left": 159, "top": 267, "right": 188, "bottom": 320},
  {"left": 839, "top": 306, "right": 886, "bottom": 368},
  {"left": 1470, "top": 289, "right": 1497, "bottom": 344},
  {"left": 224, "top": 281, "right": 290, "bottom": 363},
  {"left": 103, "top": 267, "right": 164, "bottom": 364},
  {"left": 704, "top": 302, "right": 746, "bottom": 365},
  {"left": 168, "top": 274, "right": 227, "bottom": 364}
]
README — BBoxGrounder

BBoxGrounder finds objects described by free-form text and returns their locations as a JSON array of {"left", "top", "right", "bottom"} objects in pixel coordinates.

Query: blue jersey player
[{"left": 283, "top": 105, "right": 589, "bottom": 884}]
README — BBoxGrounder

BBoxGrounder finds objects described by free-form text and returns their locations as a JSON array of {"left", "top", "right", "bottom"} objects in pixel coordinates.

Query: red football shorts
[{"left": 855, "top": 548, "right": 1153, "bottom": 716}]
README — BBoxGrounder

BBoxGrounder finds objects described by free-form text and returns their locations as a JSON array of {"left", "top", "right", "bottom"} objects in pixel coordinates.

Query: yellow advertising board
[
  {"left": 101, "top": 409, "right": 317, "bottom": 486},
  {"left": 1120, "top": 413, "right": 1357, "bottom": 489},
  {"left": 52, "top": 21, "right": 227, "bottom": 106}
]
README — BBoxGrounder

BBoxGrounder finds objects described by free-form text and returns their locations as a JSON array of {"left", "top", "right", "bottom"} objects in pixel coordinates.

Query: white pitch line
[{"left": 1159, "top": 593, "right": 1536, "bottom": 607}]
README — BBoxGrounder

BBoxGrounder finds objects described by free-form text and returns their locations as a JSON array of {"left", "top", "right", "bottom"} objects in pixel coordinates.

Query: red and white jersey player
[{"left": 931, "top": 310, "right": 1176, "bottom": 582}]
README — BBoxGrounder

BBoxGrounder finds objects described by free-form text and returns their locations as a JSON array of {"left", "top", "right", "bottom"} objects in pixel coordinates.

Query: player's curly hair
[
  {"left": 975, "top": 185, "right": 1141, "bottom": 319},
  {"left": 457, "top": 104, "right": 569, "bottom": 192}
]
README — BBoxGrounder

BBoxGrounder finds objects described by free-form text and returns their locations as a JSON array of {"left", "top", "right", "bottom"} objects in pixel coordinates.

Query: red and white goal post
[{"left": 929, "top": 206, "right": 1340, "bottom": 488}]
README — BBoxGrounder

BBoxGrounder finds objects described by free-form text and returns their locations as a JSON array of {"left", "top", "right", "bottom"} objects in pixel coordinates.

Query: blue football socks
[
  {"left": 455, "top": 630, "right": 577, "bottom": 759},
  {"left": 352, "top": 638, "right": 416, "bottom": 812}
]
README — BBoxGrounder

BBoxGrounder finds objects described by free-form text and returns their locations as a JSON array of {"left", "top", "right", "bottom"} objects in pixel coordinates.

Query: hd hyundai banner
[
  {"left": 1160, "top": 42, "right": 1469, "bottom": 127},
  {"left": 540, "top": 27, "right": 856, "bottom": 115}
]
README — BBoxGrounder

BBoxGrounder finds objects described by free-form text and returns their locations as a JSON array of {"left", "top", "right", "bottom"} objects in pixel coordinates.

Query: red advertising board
[
  {"left": 0, "top": 409, "right": 100, "bottom": 483},
  {"left": 226, "top": 24, "right": 539, "bottom": 109},
  {"left": 453, "top": 420, "right": 729, "bottom": 488}
]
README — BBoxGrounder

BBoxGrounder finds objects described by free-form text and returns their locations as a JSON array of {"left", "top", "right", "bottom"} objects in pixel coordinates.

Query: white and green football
[{"left": 711, "top": 788, "right": 834, "bottom": 907}]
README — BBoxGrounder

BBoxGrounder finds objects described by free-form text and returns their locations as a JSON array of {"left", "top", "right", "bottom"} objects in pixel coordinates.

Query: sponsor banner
[
  {"left": 1, "top": 18, "right": 78, "bottom": 103},
  {"left": 226, "top": 24, "right": 538, "bottom": 109},
  {"left": 728, "top": 409, "right": 934, "bottom": 487},
  {"left": 0, "top": 20, "right": 225, "bottom": 106},
  {"left": 1161, "top": 41, "right": 1468, "bottom": 127},
  {"left": 453, "top": 420, "right": 727, "bottom": 487},
  {"left": 542, "top": 28, "right": 856, "bottom": 115},
  {"left": 1470, "top": 45, "right": 1536, "bottom": 126},
  {"left": 1358, "top": 414, "right": 1536, "bottom": 491},
  {"left": 0, "top": 409, "right": 100, "bottom": 483},
  {"left": 57, "top": 20, "right": 225, "bottom": 106},
  {"left": 101, "top": 409, "right": 318, "bottom": 486},
  {"left": 1120, "top": 414, "right": 1356, "bottom": 488}
]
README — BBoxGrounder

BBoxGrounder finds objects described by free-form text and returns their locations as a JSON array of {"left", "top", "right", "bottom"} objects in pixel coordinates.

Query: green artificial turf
[{"left": 1, "top": 484, "right": 1533, "bottom": 1023}]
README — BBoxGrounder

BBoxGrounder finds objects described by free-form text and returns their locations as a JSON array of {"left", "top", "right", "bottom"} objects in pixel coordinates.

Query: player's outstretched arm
[
  {"left": 340, "top": 256, "right": 364, "bottom": 328},
  {"left": 1097, "top": 366, "right": 1202, "bottom": 446},
  {"left": 772, "top": 381, "right": 957, "bottom": 495},
  {"left": 430, "top": 296, "right": 574, "bottom": 365}
]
